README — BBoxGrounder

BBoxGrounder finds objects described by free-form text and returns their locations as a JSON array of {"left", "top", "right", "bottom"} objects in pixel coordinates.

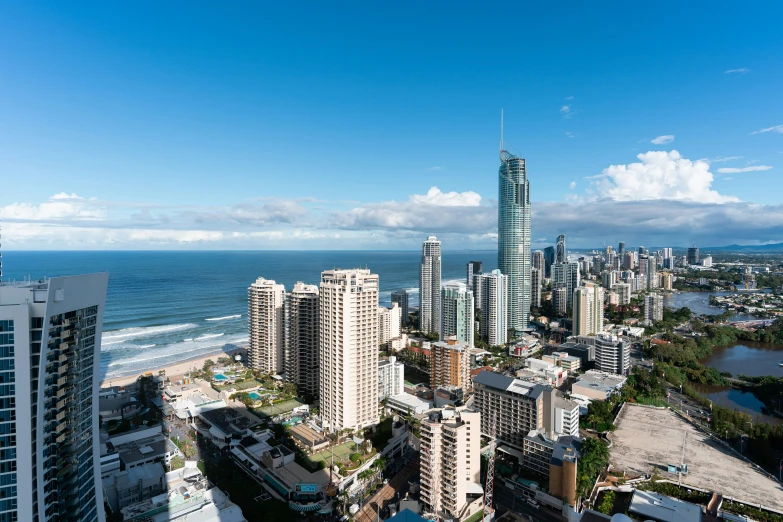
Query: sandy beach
[{"left": 100, "top": 351, "right": 230, "bottom": 388}]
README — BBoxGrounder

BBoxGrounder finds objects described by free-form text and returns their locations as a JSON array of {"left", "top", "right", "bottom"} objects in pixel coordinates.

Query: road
[
  {"left": 354, "top": 454, "right": 419, "bottom": 522},
  {"left": 494, "top": 485, "right": 564, "bottom": 522}
]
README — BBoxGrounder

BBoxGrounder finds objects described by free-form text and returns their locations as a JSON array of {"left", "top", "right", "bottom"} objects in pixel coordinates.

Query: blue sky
[{"left": 1, "top": 2, "right": 782, "bottom": 249}]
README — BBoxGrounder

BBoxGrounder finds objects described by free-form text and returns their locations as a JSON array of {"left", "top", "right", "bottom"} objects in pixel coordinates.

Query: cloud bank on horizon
[{"left": 1, "top": 150, "right": 781, "bottom": 250}]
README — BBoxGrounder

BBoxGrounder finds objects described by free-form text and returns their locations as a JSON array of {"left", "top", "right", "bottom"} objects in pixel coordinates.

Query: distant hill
[{"left": 705, "top": 243, "right": 783, "bottom": 253}]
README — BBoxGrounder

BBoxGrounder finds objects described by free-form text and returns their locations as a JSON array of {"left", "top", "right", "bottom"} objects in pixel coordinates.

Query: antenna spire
[{"left": 499, "top": 108, "right": 504, "bottom": 152}]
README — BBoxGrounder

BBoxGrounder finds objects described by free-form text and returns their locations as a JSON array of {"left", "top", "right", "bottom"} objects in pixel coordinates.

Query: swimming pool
[
  {"left": 214, "top": 374, "right": 227, "bottom": 381},
  {"left": 249, "top": 391, "right": 263, "bottom": 401}
]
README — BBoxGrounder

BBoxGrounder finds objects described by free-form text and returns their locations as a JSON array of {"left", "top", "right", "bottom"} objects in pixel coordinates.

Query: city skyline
[{"left": 1, "top": 4, "right": 782, "bottom": 250}]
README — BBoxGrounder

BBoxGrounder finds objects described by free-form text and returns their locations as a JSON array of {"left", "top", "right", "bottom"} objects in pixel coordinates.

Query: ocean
[{"left": 1, "top": 250, "right": 496, "bottom": 380}]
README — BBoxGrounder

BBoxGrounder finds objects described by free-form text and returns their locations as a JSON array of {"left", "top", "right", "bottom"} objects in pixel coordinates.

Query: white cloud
[
  {"left": 725, "top": 68, "right": 751, "bottom": 74},
  {"left": 565, "top": 96, "right": 574, "bottom": 100},
  {"left": 329, "top": 187, "right": 493, "bottom": 233},
  {"left": 716, "top": 165, "right": 773, "bottom": 174},
  {"left": 560, "top": 105, "right": 573, "bottom": 118},
  {"left": 651, "top": 135, "right": 675, "bottom": 145},
  {"left": 750, "top": 125, "right": 783, "bottom": 135},
  {"left": 569, "top": 181, "right": 577, "bottom": 190},
  {"left": 0, "top": 193, "right": 106, "bottom": 221},
  {"left": 712, "top": 156, "right": 743, "bottom": 163},
  {"left": 565, "top": 131, "right": 576, "bottom": 138},
  {"left": 409, "top": 186, "right": 481, "bottom": 207},
  {"left": 588, "top": 150, "right": 738, "bottom": 204},
  {"left": 427, "top": 166, "right": 443, "bottom": 171}
]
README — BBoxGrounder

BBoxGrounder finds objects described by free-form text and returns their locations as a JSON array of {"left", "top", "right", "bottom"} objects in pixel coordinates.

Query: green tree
[{"left": 170, "top": 456, "right": 185, "bottom": 471}]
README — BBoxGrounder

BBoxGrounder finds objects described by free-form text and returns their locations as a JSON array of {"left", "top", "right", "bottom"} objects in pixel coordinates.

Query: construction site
[{"left": 610, "top": 404, "right": 783, "bottom": 512}]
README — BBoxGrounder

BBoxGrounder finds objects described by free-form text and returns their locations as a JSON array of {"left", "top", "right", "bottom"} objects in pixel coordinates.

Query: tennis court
[{"left": 252, "top": 398, "right": 305, "bottom": 418}]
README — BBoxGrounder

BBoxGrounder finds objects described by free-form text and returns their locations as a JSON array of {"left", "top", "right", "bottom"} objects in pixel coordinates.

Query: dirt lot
[{"left": 611, "top": 404, "right": 783, "bottom": 511}]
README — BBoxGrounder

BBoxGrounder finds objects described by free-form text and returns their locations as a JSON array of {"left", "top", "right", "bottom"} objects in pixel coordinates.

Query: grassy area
[
  {"left": 251, "top": 398, "right": 305, "bottom": 418},
  {"left": 308, "top": 441, "right": 355, "bottom": 466},
  {"left": 464, "top": 509, "right": 485, "bottom": 522}
]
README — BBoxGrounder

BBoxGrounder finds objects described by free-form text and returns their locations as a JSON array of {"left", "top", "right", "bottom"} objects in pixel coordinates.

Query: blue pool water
[
  {"left": 249, "top": 391, "right": 263, "bottom": 400},
  {"left": 214, "top": 374, "right": 227, "bottom": 381}
]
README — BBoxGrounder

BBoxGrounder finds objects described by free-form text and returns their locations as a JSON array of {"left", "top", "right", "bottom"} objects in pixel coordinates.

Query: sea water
[{"left": 2, "top": 250, "right": 495, "bottom": 379}]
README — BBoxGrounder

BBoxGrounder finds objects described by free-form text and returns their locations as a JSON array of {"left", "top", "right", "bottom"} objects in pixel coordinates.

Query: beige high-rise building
[
  {"left": 378, "top": 302, "right": 401, "bottom": 346},
  {"left": 248, "top": 277, "right": 286, "bottom": 373},
  {"left": 285, "top": 282, "right": 319, "bottom": 399},
  {"left": 613, "top": 282, "right": 631, "bottom": 305},
  {"left": 430, "top": 337, "right": 471, "bottom": 393},
  {"left": 319, "top": 269, "right": 380, "bottom": 431},
  {"left": 420, "top": 407, "right": 483, "bottom": 521},
  {"left": 572, "top": 282, "right": 604, "bottom": 336},
  {"left": 659, "top": 271, "right": 673, "bottom": 291}
]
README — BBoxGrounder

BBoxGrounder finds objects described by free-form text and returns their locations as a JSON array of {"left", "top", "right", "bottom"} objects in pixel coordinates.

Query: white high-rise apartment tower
[
  {"left": 419, "top": 407, "right": 482, "bottom": 521},
  {"left": 419, "top": 236, "right": 442, "bottom": 335},
  {"left": 552, "top": 262, "right": 581, "bottom": 310},
  {"left": 479, "top": 270, "right": 508, "bottom": 346},
  {"left": 285, "top": 282, "right": 319, "bottom": 399},
  {"left": 0, "top": 273, "right": 109, "bottom": 522},
  {"left": 498, "top": 129, "right": 532, "bottom": 330},
  {"left": 248, "top": 277, "right": 286, "bottom": 373},
  {"left": 572, "top": 282, "right": 605, "bottom": 336},
  {"left": 644, "top": 293, "right": 664, "bottom": 325},
  {"left": 319, "top": 269, "right": 380, "bottom": 431},
  {"left": 440, "top": 283, "right": 474, "bottom": 346},
  {"left": 378, "top": 303, "right": 401, "bottom": 346}
]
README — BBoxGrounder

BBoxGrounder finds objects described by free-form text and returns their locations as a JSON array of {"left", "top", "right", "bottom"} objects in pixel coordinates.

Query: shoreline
[{"left": 99, "top": 350, "right": 233, "bottom": 388}]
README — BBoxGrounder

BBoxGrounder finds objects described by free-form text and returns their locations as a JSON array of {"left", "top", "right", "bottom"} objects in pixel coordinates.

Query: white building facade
[
  {"left": 248, "top": 277, "right": 286, "bottom": 373},
  {"left": 479, "top": 270, "right": 508, "bottom": 347},
  {"left": 319, "top": 269, "right": 380, "bottom": 431},
  {"left": 572, "top": 282, "right": 604, "bottom": 336},
  {"left": 378, "top": 303, "right": 401, "bottom": 346},
  {"left": 378, "top": 356, "right": 405, "bottom": 399}
]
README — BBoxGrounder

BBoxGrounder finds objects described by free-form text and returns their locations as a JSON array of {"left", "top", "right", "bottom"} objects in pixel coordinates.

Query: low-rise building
[
  {"left": 103, "top": 462, "right": 165, "bottom": 513},
  {"left": 120, "top": 467, "right": 247, "bottom": 522},
  {"left": 386, "top": 392, "right": 433, "bottom": 415},
  {"left": 570, "top": 333, "right": 630, "bottom": 375},
  {"left": 99, "top": 386, "right": 141, "bottom": 422},
  {"left": 628, "top": 489, "right": 702, "bottom": 522},
  {"left": 571, "top": 370, "right": 627, "bottom": 401}
]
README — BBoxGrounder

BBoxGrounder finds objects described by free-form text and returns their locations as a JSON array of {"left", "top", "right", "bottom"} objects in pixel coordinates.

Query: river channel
[
  {"left": 696, "top": 342, "right": 783, "bottom": 425},
  {"left": 664, "top": 290, "right": 756, "bottom": 321}
]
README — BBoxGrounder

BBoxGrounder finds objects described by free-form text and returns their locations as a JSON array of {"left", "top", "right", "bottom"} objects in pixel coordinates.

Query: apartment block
[
  {"left": 378, "top": 302, "right": 401, "bottom": 346},
  {"left": 419, "top": 236, "right": 442, "bottom": 335},
  {"left": 531, "top": 267, "right": 542, "bottom": 308},
  {"left": 479, "top": 270, "right": 508, "bottom": 346},
  {"left": 419, "top": 408, "right": 483, "bottom": 521},
  {"left": 248, "top": 277, "right": 286, "bottom": 373},
  {"left": 472, "top": 371, "right": 555, "bottom": 450},
  {"left": 572, "top": 282, "right": 604, "bottom": 336},
  {"left": 440, "top": 283, "right": 474, "bottom": 346},
  {"left": 319, "top": 269, "right": 380, "bottom": 431},
  {"left": 391, "top": 290, "right": 410, "bottom": 326},
  {"left": 378, "top": 356, "right": 405, "bottom": 399},
  {"left": 0, "top": 273, "right": 109, "bottom": 522},
  {"left": 659, "top": 271, "right": 673, "bottom": 291},
  {"left": 285, "top": 281, "right": 319, "bottom": 399},
  {"left": 571, "top": 333, "right": 630, "bottom": 376},
  {"left": 430, "top": 337, "right": 471, "bottom": 393},
  {"left": 644, "top": 293, "right": 664, "bottom": 325}
]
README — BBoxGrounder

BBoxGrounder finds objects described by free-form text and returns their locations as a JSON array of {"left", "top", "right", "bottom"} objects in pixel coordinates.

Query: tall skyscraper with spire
[{"left": 497, "top": 114, "right": 531, "bottom": 330}]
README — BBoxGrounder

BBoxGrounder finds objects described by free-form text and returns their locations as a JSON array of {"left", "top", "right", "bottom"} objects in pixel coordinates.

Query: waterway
[
  {"left": 693, "top": 384, "right": 782, "bottom": 425},
  {"left": 696, "top": 341, "right": 783, "bottom": 425},
  {"left": 664, "top": 291, "right": 754, "bottom": 321}
]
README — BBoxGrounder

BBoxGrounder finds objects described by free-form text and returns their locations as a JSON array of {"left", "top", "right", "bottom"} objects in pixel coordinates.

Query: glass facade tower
[{"left": 498, "top": 151, "right": 531, "bottom": 330}]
